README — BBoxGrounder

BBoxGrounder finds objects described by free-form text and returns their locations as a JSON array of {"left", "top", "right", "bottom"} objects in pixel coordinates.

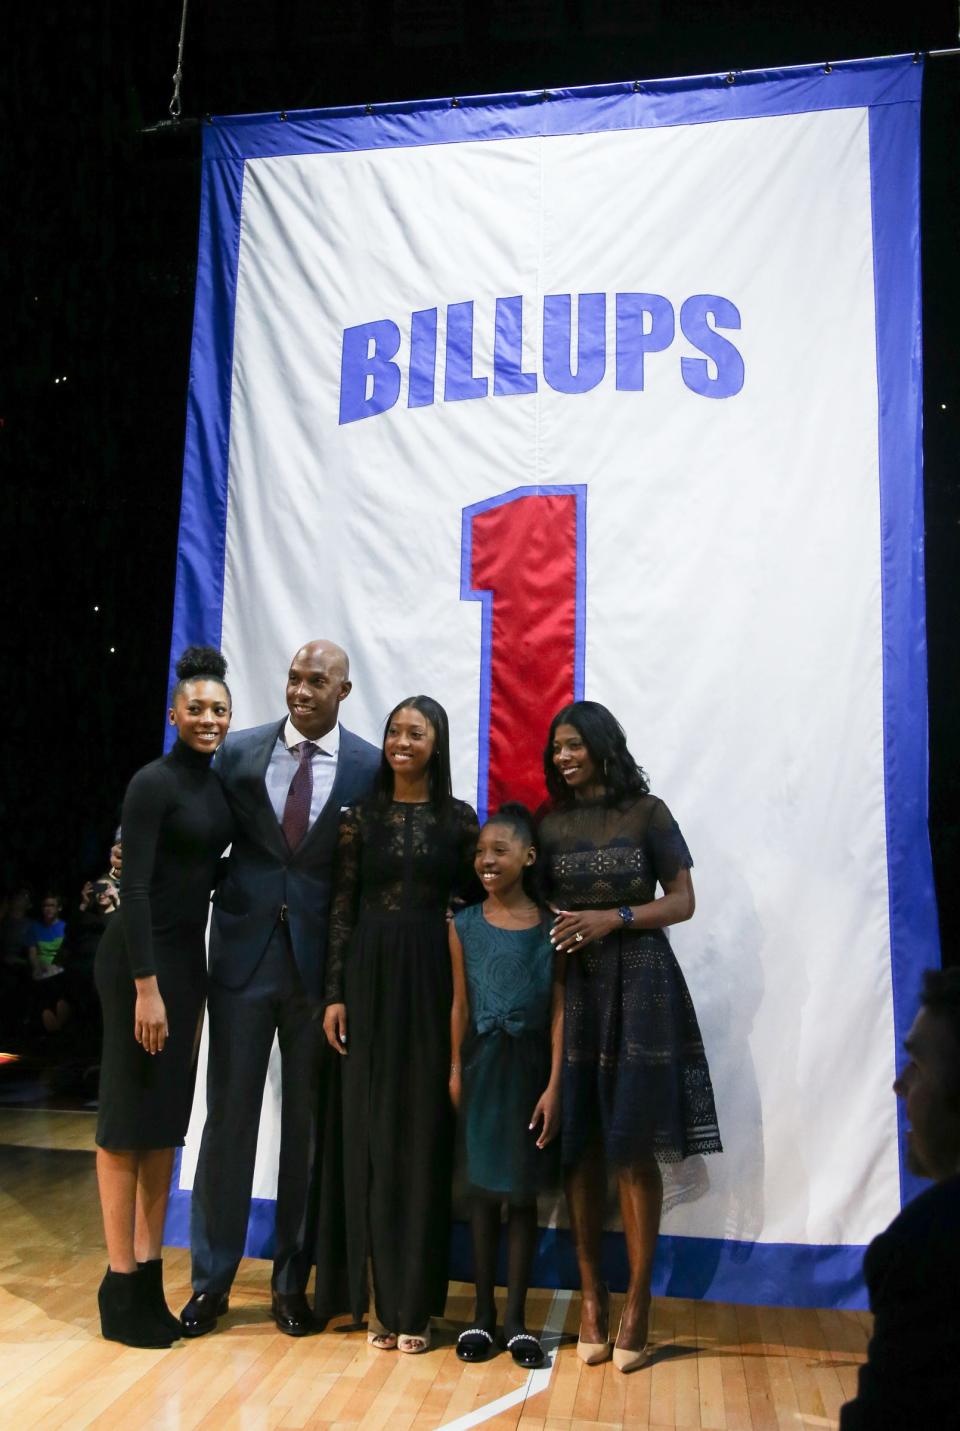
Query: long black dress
[
  {"left": 538, "top": 794, "right": 722, "bottom": 1168},
  {"left": 324, "top": 797, "right": 479, "bottom": 1332},
  {"left": 95, "top": 739, "right": 233, "bottom": 1150}
]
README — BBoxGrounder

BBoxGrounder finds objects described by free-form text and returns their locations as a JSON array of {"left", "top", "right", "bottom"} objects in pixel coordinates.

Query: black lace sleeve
[
  {"left": 450, "top": 801, "right": 482, "bottom": 906},
  {"left": 646, "top": 798, "right": 694, "bottom": 886},
  {"left": 324, "top": 805, "right": 363, "bottom": 1004}
]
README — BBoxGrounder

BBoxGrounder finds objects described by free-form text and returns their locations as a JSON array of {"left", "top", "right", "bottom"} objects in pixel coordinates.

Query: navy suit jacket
[{"left": 209, "top": 719, "right": 379, "bottom": 1001}]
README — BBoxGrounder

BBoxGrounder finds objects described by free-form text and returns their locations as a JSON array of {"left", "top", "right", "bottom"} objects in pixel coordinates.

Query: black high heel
[
  {"left": 137, "top": 1259, "right": 182, "bottom": 1338},
  {"left": 98, "top": 1268, "right": 176, "bottom": 1348}
]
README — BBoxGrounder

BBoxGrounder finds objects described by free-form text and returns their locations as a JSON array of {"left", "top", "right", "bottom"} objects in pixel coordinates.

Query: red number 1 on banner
[{"left": 461, "top": 486, "right": 587, "bottom": 820}]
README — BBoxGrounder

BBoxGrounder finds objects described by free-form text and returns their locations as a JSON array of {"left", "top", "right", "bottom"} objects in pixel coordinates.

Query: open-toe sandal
[
  {"left": 456, "top": 1326, "right": 495, "bottom": 1362},
  {"left": 398, "top": 1325, "right": 431, "bottom": 1354},
  {"left": 367, "top": 1311, "right": 397, "bottom": 1350},
  {"left": 505, "top": 1330, "right": 544, "bottom": 1367}
]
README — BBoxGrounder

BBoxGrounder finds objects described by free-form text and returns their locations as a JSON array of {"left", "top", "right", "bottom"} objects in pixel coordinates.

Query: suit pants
[{"left": 190, "top": 925, "right": 323, "bottom": 1294}]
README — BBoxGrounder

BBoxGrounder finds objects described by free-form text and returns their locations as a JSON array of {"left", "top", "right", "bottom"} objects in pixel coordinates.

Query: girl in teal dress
[{"left": 449, "top": 804, "right": 565, "bottom": 1367}]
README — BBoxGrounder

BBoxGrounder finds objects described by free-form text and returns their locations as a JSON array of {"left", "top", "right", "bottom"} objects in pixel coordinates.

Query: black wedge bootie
[
  {"left": 137, "top": 1259, "right": 183, "bottom": 1338},
  {"left": 97, "top": 1267, "right": 176, "bottom": 1348}
]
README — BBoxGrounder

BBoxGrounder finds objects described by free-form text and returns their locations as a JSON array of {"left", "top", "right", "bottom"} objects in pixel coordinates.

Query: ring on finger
[{"left": 574, "top": 931, "right": 584, "bottom": 943}]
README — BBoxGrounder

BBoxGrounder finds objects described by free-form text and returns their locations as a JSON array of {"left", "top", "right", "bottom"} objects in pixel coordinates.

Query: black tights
[{"left": 469, "top": 1194, "right": 538, "bottom": 1336}]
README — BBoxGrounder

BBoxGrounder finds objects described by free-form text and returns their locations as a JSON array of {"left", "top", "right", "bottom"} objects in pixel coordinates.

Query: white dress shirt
[{"left": 264, "top": 718, "right": 341, "bottom": 834}]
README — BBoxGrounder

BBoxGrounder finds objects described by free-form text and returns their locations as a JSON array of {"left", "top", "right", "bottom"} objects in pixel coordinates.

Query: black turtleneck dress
[{"left": 95, "top": 739, "right": 233, "bottom": 1150}]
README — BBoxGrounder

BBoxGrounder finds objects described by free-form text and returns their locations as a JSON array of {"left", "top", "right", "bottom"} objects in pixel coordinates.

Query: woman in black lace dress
[
  {"left": 539, "top": 701, "right": 721, "bottom": 1373},
  {"left": 322, "top": 696, "right": 479, "bottom": 1352}
]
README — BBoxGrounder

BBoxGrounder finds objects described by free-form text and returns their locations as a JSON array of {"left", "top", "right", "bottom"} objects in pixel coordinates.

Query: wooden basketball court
[{"left": 0, "top": 1105, "right": 868, "bottom": 1429}]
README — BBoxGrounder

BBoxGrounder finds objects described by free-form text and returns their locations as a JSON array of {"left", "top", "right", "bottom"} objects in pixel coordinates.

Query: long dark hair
[
  {"left": 484, "top": 802, "right": 542, "bottom": 904},
  {"left": 543, "top": 701, "right": 649, "bottom": 807},
  {"left": 374, "top": 694, "right": 453, "bottom": 812}
]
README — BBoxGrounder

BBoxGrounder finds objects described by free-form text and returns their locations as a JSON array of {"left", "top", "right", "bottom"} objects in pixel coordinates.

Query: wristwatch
[{"left": 617, "top": 905, "right": 634, "bottom": 926}]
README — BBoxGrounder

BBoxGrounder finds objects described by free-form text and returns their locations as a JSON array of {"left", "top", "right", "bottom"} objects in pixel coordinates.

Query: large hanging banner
[{"left": 163, "top": 56, "right": 937, "bottom": 1310}]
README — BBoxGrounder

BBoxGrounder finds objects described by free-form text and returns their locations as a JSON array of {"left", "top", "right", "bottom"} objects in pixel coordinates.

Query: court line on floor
[
  {"left": 436, "top": 1288, "right": 572, "bottom": 1431},
  {"left": 0, "top": 1104, "right": 97, "bottom": 1113}
]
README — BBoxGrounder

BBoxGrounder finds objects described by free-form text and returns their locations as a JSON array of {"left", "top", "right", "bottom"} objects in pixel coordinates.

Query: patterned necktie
[{"left": 281, "top": 741, "right": 317, "bottom": 850}]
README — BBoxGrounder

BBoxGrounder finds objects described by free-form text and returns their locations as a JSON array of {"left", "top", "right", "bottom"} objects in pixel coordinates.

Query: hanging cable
[
  {"left": 141, "top": 0, "right": 197, "bottom": 134},
  {"left": 169, "top": 0, "right": 189, "bottom": 119}
]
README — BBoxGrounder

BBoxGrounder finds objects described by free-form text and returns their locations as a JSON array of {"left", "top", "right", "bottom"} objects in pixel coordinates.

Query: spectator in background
[
  {"left": 28, "top": 892, "right": 73, "bottom": 1034},
  {"left": 1, "top": 886, "right": 32, "bottom": 971},
  {"left": 839, "top": 966, "right": 960, "bottom": 1429},
  {"left": 0, "top": 889, "right": 33, "bottom": 1036},
  {"left": 67, "top": 877, "right": 119, "bottom": 1043},
  {"left": 74, "top": 875, "right": 119, "bottom": 958},
  {"left": 28, "top": 893, "right": 66, "bottom": 972}
]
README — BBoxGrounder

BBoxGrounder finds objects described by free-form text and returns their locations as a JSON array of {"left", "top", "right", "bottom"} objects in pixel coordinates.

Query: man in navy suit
[
  {"left": 839, "top": 966, "right": 960, "bottom": 1428},
  {"left": 180, "top": 639, "right": 380, "bottom": 1338}
]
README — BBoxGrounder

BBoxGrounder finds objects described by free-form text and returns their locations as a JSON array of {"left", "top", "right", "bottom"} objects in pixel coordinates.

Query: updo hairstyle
[{"left": 173, "top": 645, "right": 230, "bottom": 702}]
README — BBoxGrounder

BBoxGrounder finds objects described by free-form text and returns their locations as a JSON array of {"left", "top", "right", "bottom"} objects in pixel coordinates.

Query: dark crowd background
[{"left": 4, "top": 1, "right": 959, "bottom": 956}]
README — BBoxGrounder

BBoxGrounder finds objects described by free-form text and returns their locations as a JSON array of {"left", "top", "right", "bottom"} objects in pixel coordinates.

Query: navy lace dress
[
  {"left": 538, "top": 794, "right": 722, "bottom": 1168},
  {"left": 455, "top": 903, "right": 559, "bottom": 1202},
  {"left": 324, "top": 797, "right": 479, "bottom": 1332}
]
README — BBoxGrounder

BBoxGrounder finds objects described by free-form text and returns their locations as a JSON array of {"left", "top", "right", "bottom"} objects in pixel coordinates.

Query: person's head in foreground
[{"left": 895, "top": 965, "right": 960, "bottom": 1183}]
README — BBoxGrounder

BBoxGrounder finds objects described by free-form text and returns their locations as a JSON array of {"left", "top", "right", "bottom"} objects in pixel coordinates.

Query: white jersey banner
[{"left": 164, "top": 56, "right": 937, "bottom": 1309}]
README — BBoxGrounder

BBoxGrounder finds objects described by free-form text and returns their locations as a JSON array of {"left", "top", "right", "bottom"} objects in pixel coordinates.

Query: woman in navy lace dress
[{"left": 539, "top": 702, "right": 721, "bottom": 1373}]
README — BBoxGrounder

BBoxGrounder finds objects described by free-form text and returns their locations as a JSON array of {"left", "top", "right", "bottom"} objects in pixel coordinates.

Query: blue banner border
[
  {"left": 166, "top": 54, "right": 934, "bottom": 1311},
  {"left": 199, "top": 55, "right": 922, "bottom": 163},
  {"left": 164, "top": 1162, "right": 868, "bottom": 1310},
  {"left": 868, "top": 93, "right": 939, "bottom": 1206}
]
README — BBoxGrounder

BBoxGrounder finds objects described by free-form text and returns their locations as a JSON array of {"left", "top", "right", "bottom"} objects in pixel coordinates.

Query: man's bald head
[
  {"left": 286, "top": 639, "right": 352, "bottom": 739},
  {"left": 295, "top": 639, "right": 349, "bottom": 680}
]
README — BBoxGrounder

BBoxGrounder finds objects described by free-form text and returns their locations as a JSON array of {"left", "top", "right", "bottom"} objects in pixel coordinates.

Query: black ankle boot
[
  {"left": 98, "top": 1268, "right": 175, "bottom": 1348},
  {"left": 137, "top": 1259, "right": 182, "bottom": 1337}
]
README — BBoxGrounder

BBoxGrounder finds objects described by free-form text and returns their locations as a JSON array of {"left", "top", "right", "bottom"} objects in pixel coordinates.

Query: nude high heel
[
  {"left": 577, "top": 1284, "right": 612, "bottom": 1365},
  {"left": 612, "top": 1313, "right": 651, "bottom": 1373}
]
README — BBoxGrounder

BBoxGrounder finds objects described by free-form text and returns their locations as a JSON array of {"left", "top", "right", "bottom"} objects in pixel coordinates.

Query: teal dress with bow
[{"left": 454, "top": 903, "right": 559, "bottom": 1200}]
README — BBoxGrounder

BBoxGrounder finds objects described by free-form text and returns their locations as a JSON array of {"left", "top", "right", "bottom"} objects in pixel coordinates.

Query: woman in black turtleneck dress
[{"left": 94, "top": 647, "right": 233, "bottom": 1347}]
